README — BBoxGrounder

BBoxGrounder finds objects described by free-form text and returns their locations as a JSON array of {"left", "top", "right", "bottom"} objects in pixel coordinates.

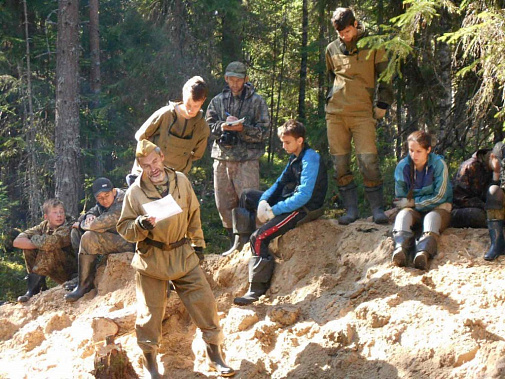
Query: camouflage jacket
[
  {"left": 77, "top": 188, "right": 126, "bottom": 234},
  {"left": 18, "top": 219, "right": 73, "bottom": 252},
  {"left": 206, "top": 82, "right": 270, "bottom": 161},
  {"left": 325, "top": 22, "right": 393, "bottom": 117},
  {"left": 452, "top": 149, "right": 493, "bottom": 209}
]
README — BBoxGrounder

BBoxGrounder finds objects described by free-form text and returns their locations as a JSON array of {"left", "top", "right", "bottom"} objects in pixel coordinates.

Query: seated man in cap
[
  {"left": 14, "top": 198, "right": 76, "bottom": 302},
  {"left": 451, "top": 143, "right": 503, "bottom": 228},
  {"left": 65, "top": 177, "right": 134, "bottom": 302},
  {"left": 117, "top": 140, "right": 234, "bottom": 378}
]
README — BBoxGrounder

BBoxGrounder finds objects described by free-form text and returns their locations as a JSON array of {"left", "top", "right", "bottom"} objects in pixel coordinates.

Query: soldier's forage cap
[
  {"left": 92, "top": 177, "right": 113, "bottom": 197},
  {"left": 136, "top": 139, "right": 158, "bottom": 158},
  {"left": 492, "top": 141, "right": 505, "bottom": 161},
  {"left": 225, "top": 61, "right": 247, "bottom": 78}
]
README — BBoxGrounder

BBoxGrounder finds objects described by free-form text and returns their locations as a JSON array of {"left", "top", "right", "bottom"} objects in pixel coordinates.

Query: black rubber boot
[
  {"left": 392, "top": 230, "right": 415, "bottom": 267},
  {"left": 484, "top": 220, "right": 505, "bottom": 261},
  {"left": 142, "top": 349, "right": 161, "bottom": 379},
  {"left": 206, "top": 343, "right": 235, "bottom": 377},
  {"left": 365, "top": 185, "right": 389, "bottom": 224},
  {"left": 338, "top": 183, "right": 359, "bottom": 225},
  {"left": 64, "top": 254, "right": 97, "bottom": 302},
  {"left": 17, "top": 273, "right": 45, "bottom": 303},
  {"left": 414, "top": 233, "right": 438, "bottom": 270},
  {"left": 222, "top": 208, "right": 255, "bottom": 256},
  {"left": 234, "top": 255, "right": 275, "bottom": 305}
]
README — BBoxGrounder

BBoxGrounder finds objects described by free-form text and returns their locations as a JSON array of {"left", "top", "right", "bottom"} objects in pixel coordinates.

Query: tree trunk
[
  {"left": 297, "top": 0, "right": 308, "bottom": 122},
  {"left": 55, "top": 0, "right": 80, "bottom": 218},
  {"left": 317, "top": 0, "right": 327, "bottom": 119},
  {"left": 220, "top": 0, "right": 243, "bottom": 65},
  {"left": 22, "top": 0, "right": 42, "bottom": 223},
  {"left": 89, "top": 0, "right": 104, "bottom": 175}
]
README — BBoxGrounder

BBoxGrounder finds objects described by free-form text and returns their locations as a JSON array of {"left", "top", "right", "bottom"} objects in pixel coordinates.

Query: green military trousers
[{"left": 135, "top": 264, "right": 224, "bottom": 354}]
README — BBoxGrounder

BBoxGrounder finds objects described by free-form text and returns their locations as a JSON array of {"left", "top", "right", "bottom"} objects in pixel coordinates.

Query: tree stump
[{"left": 93, "top": 336, "right": 139, "bottom": 379}]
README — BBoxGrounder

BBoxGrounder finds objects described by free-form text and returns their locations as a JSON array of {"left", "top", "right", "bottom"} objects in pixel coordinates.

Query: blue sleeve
[
  {"left": 270, "top": 151, "right": 320, "bottom": 215},
  {"left": 394, "top": 159, "right": 409, "bottom": 198},
  {"left": 415, "top": 157, "right": 451, "bottom": 212}
]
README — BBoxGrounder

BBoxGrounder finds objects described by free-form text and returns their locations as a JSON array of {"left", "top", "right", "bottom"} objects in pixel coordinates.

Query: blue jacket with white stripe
[
  {"left": 395, "top": 152, "right": 453, "bottom": 213},
  {"left": 260, "top": 145, "right": 327, "bottom": 215}
]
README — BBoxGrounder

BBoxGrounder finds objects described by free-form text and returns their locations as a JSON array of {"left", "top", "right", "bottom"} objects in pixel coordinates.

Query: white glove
[
  {"left": 257, "top": 200, "right": 274, "bottom": 223},
  {"left": 393, "top": 198, "right": 415, "bottom": 209},
  {"left": 374, "top": 107, "right": 387, "bottom": 120}
]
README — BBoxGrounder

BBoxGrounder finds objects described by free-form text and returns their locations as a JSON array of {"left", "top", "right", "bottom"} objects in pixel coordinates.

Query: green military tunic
[{"left": 117, "top": 167, "right": 222, "bottom": 353}]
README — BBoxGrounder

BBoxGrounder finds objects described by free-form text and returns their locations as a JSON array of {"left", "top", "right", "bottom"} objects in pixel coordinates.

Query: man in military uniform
[
  {"left": 14, "top": 199, "right": 76, "bottom": 302},
  {"left": 325, "top": 8, "right": 394, "bottom": 225},
  {"left": 117, "top": 140, "right": 234, "bottom": 378},
  {"left": 206, "top": 61, "right": 270, "bottom": 252},
  {"left": 65, "top": 177, "right": 134, "bottom": 302}
]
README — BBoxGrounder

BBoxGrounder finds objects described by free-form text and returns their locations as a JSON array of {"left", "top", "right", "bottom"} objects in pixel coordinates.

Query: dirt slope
[{"left": 1, "top": 219, "right": 504, "bottom": 379}]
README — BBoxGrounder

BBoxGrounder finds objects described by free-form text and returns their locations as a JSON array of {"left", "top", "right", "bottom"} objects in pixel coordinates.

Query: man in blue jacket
[{"left": 232, "top": 119, "right": 328, "bottom": 306}]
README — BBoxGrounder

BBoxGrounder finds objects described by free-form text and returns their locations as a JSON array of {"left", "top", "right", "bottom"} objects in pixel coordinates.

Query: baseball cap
[
  {"left": 225, "top": 61, "right": 247, "bottom": 78},
  {"left": 92, "top": 177, "right": 113, "bottom": 197}
]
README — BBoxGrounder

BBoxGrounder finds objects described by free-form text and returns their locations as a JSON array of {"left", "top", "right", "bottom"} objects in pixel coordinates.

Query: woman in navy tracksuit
[{"left": 234, "top": 119, "right": 327, "bottom": 306}]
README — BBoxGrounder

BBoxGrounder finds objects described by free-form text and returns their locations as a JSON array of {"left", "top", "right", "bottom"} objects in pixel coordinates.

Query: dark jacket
[
  {"left": 453, "top": 149, "right": 493, "bottom": 209},
  {"left": 260, "top": 145, "right": 327, "bottom": 215}
]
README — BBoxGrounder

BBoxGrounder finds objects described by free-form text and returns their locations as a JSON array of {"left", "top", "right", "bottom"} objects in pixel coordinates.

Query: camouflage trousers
[
  {"left": 24, "top": 248, "right": 77, "bottom": 284},
  {"left": 71, "top": 229, "right": 134, "bottom": 256},
  {"left": 135, "top": 264, "right": 224, "bottom": 354},
  {"left": 213, "top": 159, "right": 260, "bottom": 228}
]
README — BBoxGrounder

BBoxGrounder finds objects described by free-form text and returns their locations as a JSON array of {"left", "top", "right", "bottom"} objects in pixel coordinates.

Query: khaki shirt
[
  {"left": 325, "top": 24, "right": 393, "bottom": 117},
  {"left": 117, "top": 168, "right": 204, "bottom": 280},
  {"left": 134, "top": 102, "right": 210, "bottom": 174}
]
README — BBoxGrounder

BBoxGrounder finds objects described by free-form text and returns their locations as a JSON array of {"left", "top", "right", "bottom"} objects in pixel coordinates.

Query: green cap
[{"left": 225, "top": 61, "right": 247, "bottom": 78}]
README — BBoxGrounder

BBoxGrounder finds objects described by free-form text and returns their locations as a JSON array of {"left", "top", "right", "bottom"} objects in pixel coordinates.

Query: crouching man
[
  {"left": 14, "top": 199, "right": 76, "bottom": 302},
  {"left": 65, "top": 177, "right": 134, "bottom": 302},
  {"left": 233, "top": 120, "right": 327, "bottom": 306},
  {"left": 117, "top": 140, "right": 234, "bottom": 378}
]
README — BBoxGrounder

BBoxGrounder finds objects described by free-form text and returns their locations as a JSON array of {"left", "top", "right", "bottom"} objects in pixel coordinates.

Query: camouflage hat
[
  {"left": 492, "top": 141, "right": 505, "bottom": 161},
  {"left": 92, "top": 177, "right": 113, "bottom": 197},
  {"left": 225, "top": 61, "right": 247, "bottom": 78},
  {"left": 136, "top": 139, "right": 158, "bottom": 158}
]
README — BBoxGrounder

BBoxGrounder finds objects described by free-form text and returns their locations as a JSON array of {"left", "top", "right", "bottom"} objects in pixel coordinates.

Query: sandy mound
[{"left": 1, "top": 219, "right": 504, "bottom": 378}]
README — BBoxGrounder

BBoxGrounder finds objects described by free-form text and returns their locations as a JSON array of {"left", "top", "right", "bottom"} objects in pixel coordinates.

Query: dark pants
[{"left": 240, "top": 189, "right": 307, "bottom": 259}]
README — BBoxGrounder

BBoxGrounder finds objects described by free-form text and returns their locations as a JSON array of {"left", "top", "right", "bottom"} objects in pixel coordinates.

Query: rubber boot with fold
[
  {"left": 206, "top": 343, "right": 235, "bottom": 377},
  {"left": 222, "top": 208, "right": 255, "bottom": 256},
  {"left": 234, "top": 255, "right": 275, "bottom": 305},
  {"left": 484, "top": 220, "right": 505, "bottom": 261},
  {"left": 64, "top": 254, "right": 97, "bottom": 302},
  {"left": 392, "top": 230, "right": 415, "bottom": 267},
  {"left": 338, "top": 183, "right": 359, "bottom": 225},
  {"left": 17, "top": 273, "right": 45, "bottom": 303},
  {"left": 142, "top": 349, "right": 161, "bottom": 379},
  {"left": 414, "top": 232, "right": 438, "bottom": 270},
  {"left": 365, "top": 185, "right": 389, "bottom": 224}
]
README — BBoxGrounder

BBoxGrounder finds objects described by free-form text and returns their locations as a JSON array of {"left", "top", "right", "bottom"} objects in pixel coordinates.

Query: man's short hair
[
  {"left": 277, "top": 119, "right": 306, "bottom": 140},
  {"left": 42, "top": 198, "right": 64, "bottom": 215},
  {"left": 183, "top": 76, "right": 208, "bottom": 102},
  {"left": 331, "top": 8, "right": 355, "bottom": 31}
]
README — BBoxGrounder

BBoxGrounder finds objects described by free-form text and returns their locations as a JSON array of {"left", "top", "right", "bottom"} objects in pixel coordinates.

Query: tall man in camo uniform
[
  {"left": 206, "top": 62, "right": 270, "bottom": 254},
  {"left": 65, "top": 177, "right": 134, "bottom": 302}
]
